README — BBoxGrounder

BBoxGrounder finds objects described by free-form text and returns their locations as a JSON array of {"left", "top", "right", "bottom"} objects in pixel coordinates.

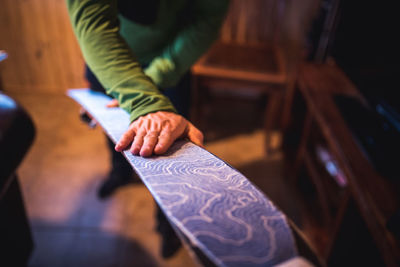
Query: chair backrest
[{"left": 220, "top": 0, "right": 286, "bottom": 45}]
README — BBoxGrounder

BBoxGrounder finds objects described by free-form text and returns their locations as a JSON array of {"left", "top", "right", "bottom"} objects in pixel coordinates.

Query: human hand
[
  {"left": 106, "top": 99, "right": 119, "bottom": 108},
  {"left": 115, "top": 111, "right": 204, "bottom": 157}
]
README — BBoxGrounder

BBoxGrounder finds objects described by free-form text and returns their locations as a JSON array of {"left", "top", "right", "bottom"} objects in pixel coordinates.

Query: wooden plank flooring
[
  {"left": 67, "top": 89, "right": 298, "bottom": 266},
  {"left": 9, "top": 92, "right": 297, "bottom": 267}
]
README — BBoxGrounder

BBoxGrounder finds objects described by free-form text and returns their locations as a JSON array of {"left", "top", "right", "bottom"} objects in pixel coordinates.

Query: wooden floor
[{"left": 11, "top": 92, "right": 299, "bottom": 267}]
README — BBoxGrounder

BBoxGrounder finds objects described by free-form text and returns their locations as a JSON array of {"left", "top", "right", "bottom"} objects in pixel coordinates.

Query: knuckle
[
  {"left": 147, "top": 130, "right": 160, "bottom": 137},
  {"left": 133, "top": 137, "right": 144, "bottom": 145},
  {"left": 121, "top": 133, "right": 131, "bottom": 141},
  {"left": 144, "top": 133, "right": 159, "bottom": 141},
  {"left": 161, "top": 120, "right": 172, "bottom": 127},
  {"left": 159, "top": 132, "right": 171, "bottom": 139},
  {"left": 136, "top": 129, "right": 147, "bottom": 137}
]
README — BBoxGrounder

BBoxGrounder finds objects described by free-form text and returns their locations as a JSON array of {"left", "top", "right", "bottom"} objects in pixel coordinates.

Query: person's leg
[
  {"left": 85, "top": 65, "right": 134, "bottom": 199},
  {"left": 97, "top": 138, "right": 135, "bottom": 198},
  {"left": 155, "top": 205, "right": 183, "bottom": 258},
  {"left": 86, "top": 64, "right": 189, "bottom": 256},
  {"left": 163, "top": 72, "right": 192, "bottom": 120},
  {"left": 155, "top": 72, "right": 192, "bottom": 258}
]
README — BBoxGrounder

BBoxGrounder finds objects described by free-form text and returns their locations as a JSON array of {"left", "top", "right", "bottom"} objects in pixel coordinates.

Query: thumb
[
  {"left": 186, "top": 123, "right": 204, "bottom": 148},
  {"left": 106, "top": 99, "right": 119, "bottom": 108}
]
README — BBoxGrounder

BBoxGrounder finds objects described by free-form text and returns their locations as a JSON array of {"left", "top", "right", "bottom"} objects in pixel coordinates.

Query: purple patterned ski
[{"left": 68, "top": 89, "right": 298, "bottom": 267}]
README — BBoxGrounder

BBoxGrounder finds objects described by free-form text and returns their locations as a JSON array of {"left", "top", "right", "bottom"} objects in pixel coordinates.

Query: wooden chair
[{"left": 191, "top": 0, "right": 297, "bottom": 153}]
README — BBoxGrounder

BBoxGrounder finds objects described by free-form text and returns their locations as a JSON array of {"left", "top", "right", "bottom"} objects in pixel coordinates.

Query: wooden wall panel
[
  {"left": 220, "top": 0, "right": 282, "bottom": 44},
  {"left": 0, "top": 0, "right": 86, "bottom": 94},
  {"left": 0, "top": 0, "right": 319, "bottom": 94},
  {"left": 220, "top": 0, "right": 319, "bottom": 47}
]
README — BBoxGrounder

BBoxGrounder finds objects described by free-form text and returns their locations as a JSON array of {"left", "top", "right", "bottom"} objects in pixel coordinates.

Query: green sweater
[{"left": 66, "top": 0, "right": 229, "bottom": 122}]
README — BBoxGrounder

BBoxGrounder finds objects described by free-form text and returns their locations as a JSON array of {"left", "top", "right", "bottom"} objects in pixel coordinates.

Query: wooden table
[{"left": 293, "top": 63, "right": 400, "bottom": 266}]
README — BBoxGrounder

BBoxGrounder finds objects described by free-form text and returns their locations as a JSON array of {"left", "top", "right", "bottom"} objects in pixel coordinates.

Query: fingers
[
  {"left": 186, "top": 123, "right": 204, "bottom": 148},
  {"left": 139, "top": 131, "right": 160, "bottom": 157},
  {"left": 115, "top": 111, "right": 202, "bottom": 157},
  {"left": 154, "top": 127, "right": 174, "bottom": 155},
  {"left": 106, "top": 99, "right": 119, "bottom": 108},
  {"left": 129, "top": 130, "right": 146, "bottom": 155},
  {"left": 155, "top": 121, "right": 203, "bottom": 154},
  {"left": 115, "top": 127, "right": 136, "bottom": 152}
]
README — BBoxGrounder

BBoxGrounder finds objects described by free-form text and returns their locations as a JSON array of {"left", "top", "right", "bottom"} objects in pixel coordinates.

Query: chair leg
[
  {"left": 264, "top": 92, "right": 283, "bottom": 154},
  {"left": 281, "top": 80, "right": 296, "bottom": 131},
  {"left": 190, "top": 75, "right": 202, "bottom": 128}
]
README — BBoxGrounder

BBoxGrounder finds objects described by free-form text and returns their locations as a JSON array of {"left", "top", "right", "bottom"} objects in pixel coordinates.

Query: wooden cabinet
[{"left": 286, "top": 63, "right": 400, "bottom": 266}]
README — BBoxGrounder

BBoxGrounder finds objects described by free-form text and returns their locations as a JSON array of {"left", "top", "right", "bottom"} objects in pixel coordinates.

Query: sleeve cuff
[{"left": 129, "top": 103, "right": 177, "bottom": 122}]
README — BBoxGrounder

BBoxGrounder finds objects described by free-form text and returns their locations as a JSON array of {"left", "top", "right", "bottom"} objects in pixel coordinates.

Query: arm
[
  {"left": 66, "top": 0, "right": 203, "bottom": 156},
  {"left": 66, "top": 0, "right": 176, "bottom": 122},
  {"left": 144, "top": 0, "right": 230, "bottom": 88}
]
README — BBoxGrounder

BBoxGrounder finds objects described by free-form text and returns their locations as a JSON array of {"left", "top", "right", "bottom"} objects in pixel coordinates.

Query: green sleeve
[
  {"left": 66, "top": 0, "right": 177, "bottom": 122},
  {"left": 144, "top": 0, "right": 230, "bottom": 88}
]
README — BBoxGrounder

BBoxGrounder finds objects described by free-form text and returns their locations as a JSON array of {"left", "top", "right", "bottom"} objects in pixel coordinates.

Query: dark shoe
[
  {"left": 97, "top": 170, "right": 132, "bottom": 199},
  {"left": 156, "top": 205, "right": 182, "bottom": 258},
  {"left": 161, "top": 230, "right": 182, "bottom": 258}
]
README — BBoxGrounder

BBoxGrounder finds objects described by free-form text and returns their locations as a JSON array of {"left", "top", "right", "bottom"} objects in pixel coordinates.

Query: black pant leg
[
  {"left": 86, "top": 64, "right": 183, "bottom": 256},
  {"left": 85, "top": 65, "right": 132, "bottom": 177}
]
